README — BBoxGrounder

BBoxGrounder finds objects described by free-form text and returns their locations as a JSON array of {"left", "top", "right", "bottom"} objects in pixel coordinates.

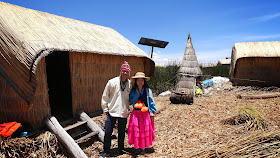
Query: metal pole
[{"left": 151, "top": 46, "right": 154, "bottom": 58}]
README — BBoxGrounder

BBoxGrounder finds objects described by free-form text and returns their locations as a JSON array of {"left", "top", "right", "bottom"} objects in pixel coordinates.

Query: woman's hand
[
  {"left": 150, "top": 113, "right": 155, "bottom": 122},
  {"left": 150, "top": 116, "right": 154, "bottom": 122}
]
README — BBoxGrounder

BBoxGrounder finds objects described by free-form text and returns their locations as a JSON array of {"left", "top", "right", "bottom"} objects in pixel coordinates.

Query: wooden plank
[
  {"left": 64, "top": 121, "right": 87, "bottom": 131},
  {"left": 59, "top": 117, "right": 77, "bottom": 127},
  {"left": 237, "top": 92, "right": 280, "bottom": 99},
  {"left": 70, "top": 129, "right": 88, "bottom": 139},
  {"left": 78, "top": 111, "right": 105, "bottom": 142},
  {"left": 44, "top": 116, "right": 87, "bottom": 158},
  {"left": 75, "top": 131, "right": 99, "bottom": 143}
]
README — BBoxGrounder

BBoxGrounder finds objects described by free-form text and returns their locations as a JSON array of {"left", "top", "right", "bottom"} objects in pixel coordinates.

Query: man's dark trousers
[{"left": 103, "top": 114, "right": 127, "bottom": 154}]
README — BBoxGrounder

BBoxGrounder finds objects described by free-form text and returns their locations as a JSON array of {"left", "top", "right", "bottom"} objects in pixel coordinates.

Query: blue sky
[{"left": 2, "top": 0, "right": 280, "bottom": 65}]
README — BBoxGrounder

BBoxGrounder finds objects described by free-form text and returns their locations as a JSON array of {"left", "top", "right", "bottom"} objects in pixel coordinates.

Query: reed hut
[
  {"left": 218, "top": 58, "right": 231, "bottom": 66},
  {"left": 0, "top": 2, "right": 154, "bottom": 128},
  {"left": 230, "top": 41, "right": 280, "bottom": 86},
  {"left": 170, "top": 34, "right": 202, "bottom": 104}
]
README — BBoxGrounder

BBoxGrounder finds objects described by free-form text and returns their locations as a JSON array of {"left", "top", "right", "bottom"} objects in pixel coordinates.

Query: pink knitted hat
[{"left": 120, "top": 61, "right": 131, "bottom": 72}]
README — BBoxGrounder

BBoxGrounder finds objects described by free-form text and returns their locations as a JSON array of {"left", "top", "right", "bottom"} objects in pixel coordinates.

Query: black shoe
[
  {"left": 99, "top": 152, "right": 110, "bottom": 158},
  {"left": 135, "top": 148, "right": 146, "bottom": 155},
  {"left": 141, "top": 150, "right": 147, "bottom": 154},
  {"left": 117, "top": 150, "right": 124, "bottom": 155},
  {"left": 135, "top": 148, "right": 142, "bottom": 155}
]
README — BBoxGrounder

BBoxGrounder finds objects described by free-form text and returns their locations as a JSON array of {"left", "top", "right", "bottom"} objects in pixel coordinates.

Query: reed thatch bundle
[
  {"left": 190, "top": 128, "right": 280, "bottom": 157},
  {"left": 221, "top": 106, "right": 268, "bottom": 131},
  {"left": 170, "top": 33, "right": 202, "bottom": 104},
  {"left": 0, "top": 131, "right": 62, "bottom": 157},
  {"left": 230, "top": 41, "right": 280, "bottom": 86},
  {"left": 0, "top": 1, "right": 151, "bottom": 103}
]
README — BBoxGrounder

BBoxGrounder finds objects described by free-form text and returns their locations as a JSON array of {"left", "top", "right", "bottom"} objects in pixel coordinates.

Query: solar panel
[{"left": 138, "top": 37, "right": 169, "bottom": 48}]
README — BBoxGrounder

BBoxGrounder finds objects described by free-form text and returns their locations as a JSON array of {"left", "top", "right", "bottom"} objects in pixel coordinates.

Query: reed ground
[
  {"left": 84, "top": 82, "right": 280, "bottom": 157},
  {"left": 1, "top": 82, "right": 279, "bottom": 157}
]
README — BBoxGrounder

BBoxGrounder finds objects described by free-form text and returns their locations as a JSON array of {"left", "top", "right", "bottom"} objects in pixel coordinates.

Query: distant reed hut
[
  {"left": 230, "top": 41, "right": 280, "bottom": 86},
  {"left": 218, "top": 58, "right": 231, "bottom": 66},
  {"left": 0, "top": 2, "right": 154, "bottom": 128},
  {"left": 170, "top": 34, "right": 202, "bottom": 104}
]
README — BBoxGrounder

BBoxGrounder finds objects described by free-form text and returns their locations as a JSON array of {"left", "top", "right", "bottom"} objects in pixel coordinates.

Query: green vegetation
[
  {"left": 149, "top": 62, "right": 230, "bottom": 95},
  {"left": 149, "top": 64, "right": 180, "bottom": 95},
  {"left": 200, "top": 64, "right": 230, "bottom": 80}
]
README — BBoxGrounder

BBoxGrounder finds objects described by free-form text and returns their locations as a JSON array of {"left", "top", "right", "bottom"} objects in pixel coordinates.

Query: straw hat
[{"left": 131, "top": 72, "right": 150, "bottom": 81}]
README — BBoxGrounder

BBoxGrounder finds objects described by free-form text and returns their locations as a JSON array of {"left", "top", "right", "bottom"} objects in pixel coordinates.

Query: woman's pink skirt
[{"left": 128, "top": 109, "right": 155, "bottom": 149}]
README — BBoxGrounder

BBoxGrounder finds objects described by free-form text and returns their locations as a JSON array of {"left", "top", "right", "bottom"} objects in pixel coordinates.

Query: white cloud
[
  {"left": 153, "top": 51, "right": 169, "bottom": 62},
  {"left": 152, "top": 49, "right": 232, "bottom": 66},
  {"left": 249, "top": 13, "right": 280, "bottom": 23},
  {"left": 152, "top": 51, "right": 182, "bottom": 66},
  {"left": 196, "top": 49, "right": 232, "bottom": 64}
]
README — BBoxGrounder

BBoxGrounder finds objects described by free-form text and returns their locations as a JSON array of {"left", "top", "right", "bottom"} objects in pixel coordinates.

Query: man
[{"left": 100, "top": 61, "right": 131, "bottom": 157}]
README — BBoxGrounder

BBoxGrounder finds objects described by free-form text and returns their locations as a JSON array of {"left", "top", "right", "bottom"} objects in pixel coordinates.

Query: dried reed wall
[
  {"left": 231, "top": 57, "right": 280, "bottom": 86},
  {"left": 27, "top": 58, "right": 51, "bottom": 125},
  {"left": 69, "top": 52, "right": 154, "bottom": 114},
  {"left": 0, "top": 74, "right": 29, "bottom": 123},
  {"left": 0, "top": 58, "right": 50, "bottom": 127},
  {"left": 175, "top": 76, "right": 195, "bottom": 95},
  {"left": 0, "top": 51, "right": 154, "bottom": 127}
]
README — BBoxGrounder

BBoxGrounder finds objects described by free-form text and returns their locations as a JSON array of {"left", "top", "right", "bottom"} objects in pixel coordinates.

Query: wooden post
[
  {"left": 78, "top": 111, "right": 105, "bottom": 142},
  {"left": 237, "top": 92, "right": 280, "bottom": 99},
  {"left": 44, "top": 116, "right": 87, "bottom": 158}
]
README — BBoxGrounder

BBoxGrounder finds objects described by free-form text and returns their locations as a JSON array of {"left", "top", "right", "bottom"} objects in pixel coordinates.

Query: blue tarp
[{"left": 202, "top": 79, "right": 213, "bottom": 88}]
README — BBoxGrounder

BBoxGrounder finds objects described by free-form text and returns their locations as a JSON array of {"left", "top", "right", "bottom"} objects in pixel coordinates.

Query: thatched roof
[
  {"left": 230, "top": 41, "right": 280, "bottom": 75},
  {"left": 174, "top": 33, "right": 202, "bottom": 95},
  {"left": 218, "top": 58, "right": 231, "bottom": 65},
  {"left": 0, "top": 2, "right": 151, "bottom": 103},
  {"left": 177, "top": 33, "right": 202, "bottom": 78}
]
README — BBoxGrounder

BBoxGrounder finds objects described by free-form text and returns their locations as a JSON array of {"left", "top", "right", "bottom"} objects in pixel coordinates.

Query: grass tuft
[{"left": 238, "top": 106, "right": 268, "bottom": 130}]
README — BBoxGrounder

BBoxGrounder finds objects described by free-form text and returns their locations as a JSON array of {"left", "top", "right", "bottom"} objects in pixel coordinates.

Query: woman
[{"left": 128, "top": 72, "right": 156, "bottom": 154}]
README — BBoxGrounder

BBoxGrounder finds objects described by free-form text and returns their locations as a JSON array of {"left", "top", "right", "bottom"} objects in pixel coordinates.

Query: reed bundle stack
[{"left": 170, "top": 33, "right": 202, "bottom": 104}]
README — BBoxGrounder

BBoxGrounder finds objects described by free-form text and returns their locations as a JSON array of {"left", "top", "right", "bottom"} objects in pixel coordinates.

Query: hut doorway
[{"left": 46, "top": 51, "right": 73, "bottom": 121}]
